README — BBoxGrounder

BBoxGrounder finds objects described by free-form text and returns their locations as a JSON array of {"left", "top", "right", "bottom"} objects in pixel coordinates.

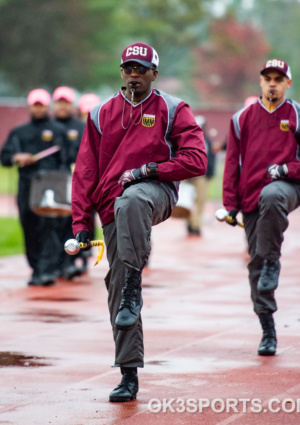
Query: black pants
[
  {"left": 56, "top": 211, "right": 96, "bottom": 272},
  {"left": 243, "top": 181, "right": 300, "bottom": 316},
  {"left": 103, "top": 182, "right": 172, "bottom": 368},
  {"left": 18, "top": 181, "right": 61, "bottom": 278}
]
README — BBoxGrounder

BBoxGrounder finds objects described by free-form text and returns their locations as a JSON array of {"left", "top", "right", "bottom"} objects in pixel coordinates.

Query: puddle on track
[
  {"left": 28, "top": 297, "right": 84, "bottom": 302},
  {"left": 0, "top": 351, "right": 52, "bottom": 368}
]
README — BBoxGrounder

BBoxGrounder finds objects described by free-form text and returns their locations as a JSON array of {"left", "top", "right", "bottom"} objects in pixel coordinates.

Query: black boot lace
[
  {"left": 264, "top": 260, "right": 277, "bottom": 278},
  {"left": 119, "top": 281, "right": 138, "bottom": 313},
  {"left": 259, "top": 314, "right": 277, "bottom": 343},
  {"left": 119, "top": 271, "right": 141, "bottom": 313}
]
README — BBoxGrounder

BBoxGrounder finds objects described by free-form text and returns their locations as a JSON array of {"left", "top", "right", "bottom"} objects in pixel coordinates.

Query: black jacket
[
  {"left": 1, "top": 116, "right": 69, "bottom": 208},
  {"left": 55, "top": 116, "right": 85, "bottom": 165},
  {"left": 1, "top": 116, "right": 69, "bottom": 177}
]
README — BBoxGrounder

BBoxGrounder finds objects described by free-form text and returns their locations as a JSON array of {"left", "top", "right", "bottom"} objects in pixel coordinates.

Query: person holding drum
[
  {"left": 0, "top": 89, "right": 69, "bottom": 286},
  {"left": 71, "top": 42, "right": 207, "bottom": 402},
  {"left": 52, "top": 86, "right": 87, "bottom": 280}
]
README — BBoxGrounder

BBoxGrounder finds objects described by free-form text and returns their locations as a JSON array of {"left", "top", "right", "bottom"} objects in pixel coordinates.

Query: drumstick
[
  {"left": 215, "top": 208, "right": 244, "bottom": 228},
  {"left": 32, "top": 145, "right": 61, "bottom": 161},
  {"left": 18, "top": 145, "right": 61, "bottom": 167}
]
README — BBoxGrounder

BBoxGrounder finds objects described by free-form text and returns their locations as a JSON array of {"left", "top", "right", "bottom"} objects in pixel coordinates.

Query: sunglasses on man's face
[{"left": 122, "top": 65, "right": 154, "bottom": 75}]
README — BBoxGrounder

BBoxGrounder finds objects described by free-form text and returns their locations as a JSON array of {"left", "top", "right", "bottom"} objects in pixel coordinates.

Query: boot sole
[
  {"left": 258, "top": 350, "right": 276, "bottom": 356},
  {"left": 109, "top": 394, "right": 137, "bottom": 402},
  {"left": 61, "top": 270, "right": 82, "bottom": 280},
  {"left": 115, "top": 321, "right": 138, "bottom": 331},
  {"left": 28, "top": 280, "right": 55, "bottom": 287}
]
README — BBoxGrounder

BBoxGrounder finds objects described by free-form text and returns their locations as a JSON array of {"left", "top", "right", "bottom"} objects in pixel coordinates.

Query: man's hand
[
  {"left": 118, "top": 162, "right": 158, "bottom": 188},
  {"left": 13, "top": 153, "right": 35, "bottom": 167},
  {"left": 75, "top": 230, "right": 91, "bottom": 251},
  {"left": 267, "top": 164, "right": 288, "bottom": 180},
  {"left": 227, "top": 210, "right": 239, "bottom": 227}
]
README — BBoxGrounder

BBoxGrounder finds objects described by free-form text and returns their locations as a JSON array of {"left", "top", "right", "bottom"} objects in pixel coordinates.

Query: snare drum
[
  {"left": 171, "top": 182, "right": 196, "bottom": 219},
  {"left": 29, "top": 170, "right": 72, "bottom": 217}
]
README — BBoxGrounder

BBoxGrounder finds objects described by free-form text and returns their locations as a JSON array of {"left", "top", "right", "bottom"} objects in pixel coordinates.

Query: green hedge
[
  {"left": 0, "top": 217, "right": 24, "bottom": 257},
  {"left": 0, "top": 165, "right": 18, "bottom": 195},
  {"left": 0, "top": 163, "right": 224, "bottom": 199},
  {"left": 0, "top": 216, "right": 104, "bottom": 258}
]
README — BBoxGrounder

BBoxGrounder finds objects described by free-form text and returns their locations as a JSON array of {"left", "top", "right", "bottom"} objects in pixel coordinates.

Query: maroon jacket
[
  {"left": 72, "top": 88, "right": 207, "bottom": 234},
  {"left": 223, "top": 98, "right": 300, "bottom": 213}
]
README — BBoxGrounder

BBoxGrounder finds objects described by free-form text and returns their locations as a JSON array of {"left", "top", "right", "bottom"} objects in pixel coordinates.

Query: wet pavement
[{"left": 1, "top": 199, "right": 300, "bottom": 424}]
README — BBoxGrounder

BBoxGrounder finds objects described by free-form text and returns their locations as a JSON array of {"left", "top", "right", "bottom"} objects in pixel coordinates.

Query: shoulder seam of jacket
[
  {"left": 287, "top": 99, "right": 300, "bottom": 134},
  {"left": 90, "top": 93, "right": 118, "bottom": 134}
]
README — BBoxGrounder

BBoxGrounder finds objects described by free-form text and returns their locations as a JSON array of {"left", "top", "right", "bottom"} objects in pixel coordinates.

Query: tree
[
  {"left": 0, "top": 0, "right": 98, "bottom": 94},
  {"left": 192, "top": 14, "right": 270, "bottom": 105},
  {"left": 85, "top": 0, "right": 208, "bottom": 95},
  {"left": 210, "top": 0, "right": 300, "bottom": 100},
  {"left": 0, "top": 0, "right": 207, "bottom": 96},
  {"left": 249, "top": 0, "right": 300, "bottom": 100}
]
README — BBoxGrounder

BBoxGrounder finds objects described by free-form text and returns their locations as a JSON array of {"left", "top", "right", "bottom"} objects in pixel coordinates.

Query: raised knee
[
  {"left": 116, "top": 185, "right": 151, "bottom": 215},
  {"left": 259, "top": 184, "right": 285, "bottom": 208}
]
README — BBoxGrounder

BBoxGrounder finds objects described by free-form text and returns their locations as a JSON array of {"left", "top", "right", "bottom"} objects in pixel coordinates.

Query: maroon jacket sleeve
[
  {"left": 286, "top": 159, "right": 300, "bottom": 179},
  {"left": 72, "top": 115, "right": 100, "bottom": 236},
  {"left": 222, "top": 119, "right": 241, "bottom": 211},
  {"left": 157, "top": 103, "right": 207, "bottom": 181}
]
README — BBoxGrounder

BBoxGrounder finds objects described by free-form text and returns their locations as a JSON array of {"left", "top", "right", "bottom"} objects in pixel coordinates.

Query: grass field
[
  {"left": 0, "top": 215, "right": 104, "bottom": 258},
  {"left": 0, "top": 162, "right": 224, "bottom": 199},
  {"left": 0, "top": 217, "right": 24, "bottom": 257},
  {"left": 207, "top": 157, "right": 224, "bottom": 201},
  {"left": 0, "top": 161, "right": 223, "bottom": 258},
  {"left": 0, "top": 165, "right": 18, "bottom": 195}
]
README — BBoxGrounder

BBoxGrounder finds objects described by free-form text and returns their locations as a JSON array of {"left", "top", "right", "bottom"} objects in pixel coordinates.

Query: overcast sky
[{"left": 209, "top": 0, "right": 254, "bottom": 17}]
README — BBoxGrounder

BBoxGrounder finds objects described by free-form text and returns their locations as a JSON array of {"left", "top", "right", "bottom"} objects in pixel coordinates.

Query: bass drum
[
  {"left": 171, "top": 182, "right": 195, "bottom": 219},
  {"left": 29, "top": 170, "right": 72, "bottom": 217}
]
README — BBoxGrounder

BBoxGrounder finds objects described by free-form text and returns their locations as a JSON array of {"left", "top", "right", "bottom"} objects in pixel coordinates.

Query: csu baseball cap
[
  {"left": 120, "top": 42, "right": 159, "bottom": 69},
  {"left": 260, "top": 59, "right": 292, "bottom": 80},
  {"left": 27, "top": 89, "right": 51, "bottom": 106},
  {"left": 53, "top": 86, "right": 76, "bottom": 103}
]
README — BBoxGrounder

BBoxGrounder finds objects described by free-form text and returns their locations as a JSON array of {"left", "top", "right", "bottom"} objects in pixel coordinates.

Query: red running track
[{"left": 0, "top": 201, "right": 300, "bottom": 424}]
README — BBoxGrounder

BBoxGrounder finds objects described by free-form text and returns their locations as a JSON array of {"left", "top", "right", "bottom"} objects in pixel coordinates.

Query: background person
[
  {"left": 222, "top": 59, "right": 300, "bottom": 356},
  {"left": 186, "top": 115, "right": 216, "bottom": 237},
  {"left": 71, "top": 42, "right": 207, "bottom": 402},
  {"left": 78, "top": 93, "right": 101, "bottom": 122},
  {"left": 52, "top": 86, "right": 87, "bottom": 279},
  {"left": 77, "top": 93, "right": 101, "bottom": 246},
  {"left": 0, "top": 89, "right": 69, "bottom": 286}
]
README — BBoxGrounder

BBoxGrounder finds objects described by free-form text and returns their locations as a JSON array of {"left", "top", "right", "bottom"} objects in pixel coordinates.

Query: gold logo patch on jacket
[
  {"left": 142, "top": 114, "right": 155, "bottom": 127},
  {"left": 280, "top": 120, "right": 289, "bottom": 131},
  {"left": 41, "top": 129, "right": 53, "bottom": 141},
  {"left": 67, "top": 129, "right": 79, "bottom": 140}
]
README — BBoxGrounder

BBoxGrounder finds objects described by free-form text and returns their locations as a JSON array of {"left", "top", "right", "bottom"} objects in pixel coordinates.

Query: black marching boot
[
  {"left": 109, "top": 367, "right": 139, "bottom": 402},
  {"left": 115, "top": 269, "right": 142, "bottom": 331},
  {"left": 258, "top": 313, "right": 277, "bottom": 356},
  {"left": 257, "top": 259, "right": 281, "bottom": 293}
]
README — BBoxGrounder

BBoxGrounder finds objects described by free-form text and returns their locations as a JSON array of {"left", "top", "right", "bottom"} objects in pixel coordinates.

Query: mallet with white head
[
  {"left": 215, "top": 208, "right": 244, "bottom": 228},
  {"left": 64, "top": 238, "right": 105, "bottom": 266}
]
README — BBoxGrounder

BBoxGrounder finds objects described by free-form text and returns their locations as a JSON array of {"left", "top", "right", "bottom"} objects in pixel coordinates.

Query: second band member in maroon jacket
[
  {"left": 223, "top": 59, "right": 300, "bottom": 358},
  {"left": 71, "top": 42, "right": 207, "bottom": 402}
]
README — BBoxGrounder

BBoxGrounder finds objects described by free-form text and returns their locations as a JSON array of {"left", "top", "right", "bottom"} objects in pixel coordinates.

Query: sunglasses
[{"left": 122, "top": 65, "right": 154, "bottom": 75}]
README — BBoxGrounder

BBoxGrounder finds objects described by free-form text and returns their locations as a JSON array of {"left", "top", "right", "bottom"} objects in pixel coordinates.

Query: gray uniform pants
[
  {"left": 243, "top": 181, "right": 300, "bottom": 316},
  {"left": 103, "top": 182, "right": 172, "bottom": 368}
]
